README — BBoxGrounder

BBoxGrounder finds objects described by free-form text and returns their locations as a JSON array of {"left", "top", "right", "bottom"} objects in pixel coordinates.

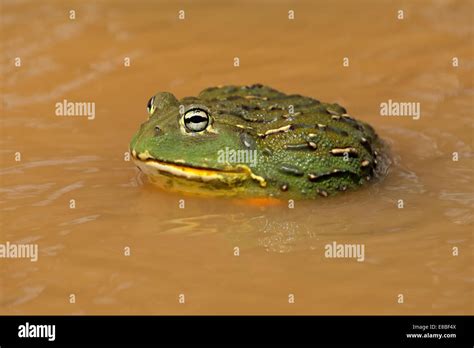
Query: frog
[{"left": 130, "top": 84, "right": 386, "bottom": 199}]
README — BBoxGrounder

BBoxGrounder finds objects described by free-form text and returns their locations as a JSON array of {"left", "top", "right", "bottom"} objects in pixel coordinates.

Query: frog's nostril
[{"left": 154, "top": 125, "right": 162, "bottom": 135}]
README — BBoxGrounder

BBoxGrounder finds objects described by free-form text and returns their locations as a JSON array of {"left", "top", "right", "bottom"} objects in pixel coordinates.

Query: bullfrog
[{"left": 130, "top": 84, "right": 386, "bottom": 199}]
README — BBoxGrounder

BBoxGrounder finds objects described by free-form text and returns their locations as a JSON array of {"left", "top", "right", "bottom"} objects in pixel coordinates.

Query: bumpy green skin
[{"left": 130, "top": 84, "right": 385, "bottom": 199}]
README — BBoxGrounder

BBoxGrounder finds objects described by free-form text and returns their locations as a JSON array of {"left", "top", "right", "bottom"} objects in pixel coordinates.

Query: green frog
[{"left": 130, "top": 84, "right": 386, "bottom": 199}]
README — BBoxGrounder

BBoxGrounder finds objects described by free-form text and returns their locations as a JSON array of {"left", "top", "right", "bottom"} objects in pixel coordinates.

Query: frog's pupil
[{"left": 188, "top": 115, "right": 206, "bottom": 123}]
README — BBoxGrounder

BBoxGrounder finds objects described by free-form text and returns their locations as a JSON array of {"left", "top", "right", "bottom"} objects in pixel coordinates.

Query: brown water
[{"left": 1, "top": 0, "right": 473, "bottom": 315}]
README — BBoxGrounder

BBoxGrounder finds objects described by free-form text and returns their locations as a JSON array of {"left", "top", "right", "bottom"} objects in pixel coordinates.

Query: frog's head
[{"left": 130, "top": 92, "right": 265, "bottom": 192}]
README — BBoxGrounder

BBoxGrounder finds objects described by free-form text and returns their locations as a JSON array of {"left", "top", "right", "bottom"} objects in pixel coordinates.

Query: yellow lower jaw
[
  {"left": 133, "top": 158, "right": 252, "bottom": 185},
  {"left": 132, "top": 158, "right": 269, "bottom": 197},
  {"left": 131, "top": 148, "right": 267, "bottom": 195}
]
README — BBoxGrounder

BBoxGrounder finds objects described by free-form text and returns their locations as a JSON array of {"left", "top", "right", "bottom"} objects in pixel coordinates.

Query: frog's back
[{"left": 195, "top": 84, "right": 385, "bottom": 198}]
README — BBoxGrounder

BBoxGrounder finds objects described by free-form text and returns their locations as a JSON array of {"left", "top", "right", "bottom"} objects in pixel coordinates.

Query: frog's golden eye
[
  {"left": 184, "top": 108, "right": 209, "bottom": 132},
  {"left": 147, "top": 96, "right": 156, "bottom": 115}
]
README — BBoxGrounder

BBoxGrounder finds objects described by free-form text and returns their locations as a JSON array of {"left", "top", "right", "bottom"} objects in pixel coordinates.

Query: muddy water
[{"left": 1, "top": 0, "right": 473, "bottom": 315}]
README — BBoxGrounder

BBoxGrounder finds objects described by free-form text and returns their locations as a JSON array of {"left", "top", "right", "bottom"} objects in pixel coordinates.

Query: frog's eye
[
  {"left": 147, "top": 96, "right": 156, "bottom": 115},
  {"left": 184, "top": 108, "right": 209, "bottom": 132}
]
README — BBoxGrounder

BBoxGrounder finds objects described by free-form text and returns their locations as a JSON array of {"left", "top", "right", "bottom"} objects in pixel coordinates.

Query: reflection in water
[
  {"left": 33, "top": 181, "right": 84, "bottom": 207},
  {"left": 0, "top": 156, "right": 100, "bottom": 175},
  {"left": 159, "top": 214, "right": 226, "bottom": 236},
  {"left": 2, "top": 286, "right": 45, "bottom": 309},
  {"left": 254, "top": 218, "right": 312, "bottom": 253}
]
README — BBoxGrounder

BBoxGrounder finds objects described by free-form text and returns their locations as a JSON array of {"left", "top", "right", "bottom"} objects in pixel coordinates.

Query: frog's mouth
[{"left": 131, "top": 149, "right": 266, "bottom": 187}]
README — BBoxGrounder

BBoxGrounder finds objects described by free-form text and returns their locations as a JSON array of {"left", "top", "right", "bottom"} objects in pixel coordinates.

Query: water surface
[{"left": 1, "top": 0, "right": 473, "bottom": 314}]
